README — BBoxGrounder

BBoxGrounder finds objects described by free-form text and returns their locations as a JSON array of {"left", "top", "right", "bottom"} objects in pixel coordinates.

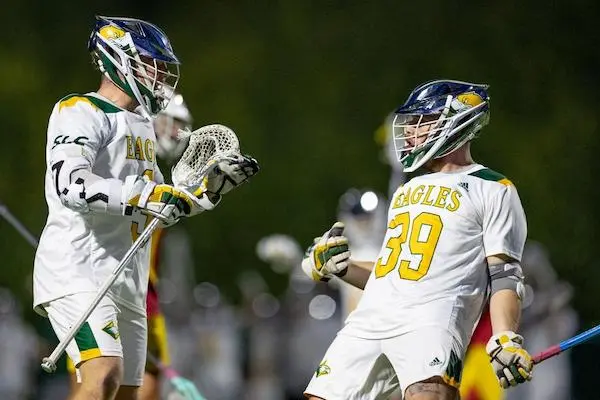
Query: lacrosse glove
[
  {"left": 486, "top": 330, "right": 533, "bottom": 388},
  {"left": 123, "top": 175, "right": 212, "bottom": 226},
  {"left": 301, "top": 222, "right": 351, "bottom": 282},
  {"left": 202, "top": 154, "right": 259, "bottom": 200}
]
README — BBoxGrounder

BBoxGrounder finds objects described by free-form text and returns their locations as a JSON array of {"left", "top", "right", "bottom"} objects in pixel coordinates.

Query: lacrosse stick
[
  {"left": 532, "top": 323, "right": 600, "bottom": 364},
  {"left": 0, "top": 201, "right": 39, "bottom": 247},
  {"left": 41, "top": 124, "right": 240, "bottom": 373},
  {"left": 1, "top": 201, "right": 209, "bottom": 394}
]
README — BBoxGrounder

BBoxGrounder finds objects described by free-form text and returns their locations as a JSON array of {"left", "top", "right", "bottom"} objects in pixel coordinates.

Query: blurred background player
[
  {"left": 335, "top": 188, "right": 386, "bottom": 320},
  {"left": 255, "top": 233, "right": 341, "bottom": 400},
  {"left": 143, "top": 91, "right": 204, "bottom": 400}
]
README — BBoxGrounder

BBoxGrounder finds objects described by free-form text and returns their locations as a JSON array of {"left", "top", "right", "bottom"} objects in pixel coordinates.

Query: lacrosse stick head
[{"left": 171, "top": 124, "right": 240, "bottom": 190}]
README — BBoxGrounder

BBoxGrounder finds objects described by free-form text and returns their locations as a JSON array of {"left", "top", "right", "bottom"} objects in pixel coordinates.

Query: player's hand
[
  {"left": 301, "top": 222, "right": 350, "bottom": 282},
  {"left": 124, "top": 176, "right": 193, "bottom": 227},
  {"left": 169, "top": 376, "right": 206, "bottom": 400},
  {"left": 203, "top": 154, "right": 259, "bottom": 198},
  {"left": 486, "top": 331, "right": 533, "bottom": 388}
]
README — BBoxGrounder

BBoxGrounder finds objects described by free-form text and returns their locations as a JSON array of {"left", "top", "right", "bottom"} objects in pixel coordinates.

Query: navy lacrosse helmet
[
  {"left": 392, "top": 80, "right": 490, "bottom": 172},
  {"left": 88, "top": 16, "right": 180, "bottom": 118}
]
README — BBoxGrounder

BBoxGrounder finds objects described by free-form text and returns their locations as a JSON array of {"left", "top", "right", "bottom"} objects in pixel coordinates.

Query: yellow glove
[
  {"left": 301, "top": 222, "right": 350, "bottom": 282},
  {"left": 486, "top": 331, "right": 533, "bottom": 388},
  {"left": 124, "top": 176, "right": 193, "bottom": 226}
]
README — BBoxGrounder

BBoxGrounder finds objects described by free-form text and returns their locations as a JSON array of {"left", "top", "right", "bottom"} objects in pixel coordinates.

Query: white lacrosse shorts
[
  {"left": 44, "top": 292, "right": 147, "bottom": 386},
  {"left": 304, "top": 327, "right": 464, "bottom": 400}
]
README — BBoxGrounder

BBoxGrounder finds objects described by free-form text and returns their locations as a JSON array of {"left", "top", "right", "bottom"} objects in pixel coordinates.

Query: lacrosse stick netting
[
  {"left": 41, "top": 124, "right": 240, "bottom": 372},
  {"left": 173, "top": 124, "right": 240, "bottom": 190}
]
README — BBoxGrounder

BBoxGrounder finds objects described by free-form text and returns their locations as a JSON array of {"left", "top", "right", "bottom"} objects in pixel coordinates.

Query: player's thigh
[
  {"left": 404, "top": 376, "right": 458, "bottom": 400},
  {"left": 45, "top": 293, "right": 123, "bottom": 372},
  {"left": 304, "top": 333, "right": 399, "bottom": 400},
  {"left": 118, "top": 307, "right": 148, "bottom": 387},
  {"left": 382, "top": 327, "right": 464, "bottom": 399}
]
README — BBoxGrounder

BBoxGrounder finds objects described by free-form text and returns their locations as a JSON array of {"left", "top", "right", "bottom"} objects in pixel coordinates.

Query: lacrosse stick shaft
[
  {"left": 0, "top": 201, "right": 39, "bottom": 247},
  {"left": 0, "top": 202, "right": 163, "bottom": 372},
  {"left": 533, "top": 323, "right": 600, "bottom": 364},
  {"left": 146, "top": 351, "right": 178, "bottom": 380},
  {"left": 41, "top": 217, "right": 161, "bottom": 372}
]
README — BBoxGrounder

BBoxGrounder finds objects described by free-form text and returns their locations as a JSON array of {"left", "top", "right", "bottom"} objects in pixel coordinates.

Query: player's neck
[
  {"left": 428, "top": 144, "right": 475, "bottom": 173},
  {"left": 97, "top": 79, "right": 138, "bottom": 112}
]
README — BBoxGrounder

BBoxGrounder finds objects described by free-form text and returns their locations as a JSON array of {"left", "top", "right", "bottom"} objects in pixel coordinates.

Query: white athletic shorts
[
  {"left": 304, "top": 327, "right": 464, "bottom": 400},
  {"left": 44, "top": 293, "right": 147, "bottom": 386}
]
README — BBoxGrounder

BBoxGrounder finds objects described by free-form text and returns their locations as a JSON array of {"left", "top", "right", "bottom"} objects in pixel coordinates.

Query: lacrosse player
[
  {"left": 302, "top": 80, "right": 532, "bottom": 400},
  {"left": 65, "top": 92, "right": 203, "bottom": 399},
  {"left": 33, "top": 16, "right": 258, "bottom": 400}
]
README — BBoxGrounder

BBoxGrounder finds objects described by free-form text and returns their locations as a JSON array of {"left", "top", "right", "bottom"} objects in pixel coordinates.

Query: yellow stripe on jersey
[
  {"left": 442, "top": 374, "right": 461, "bottom": 389},
  {"left": 498, "top": 178, "right": 513, "bottom": 186},
  {"left": 67, "top": 356, "right": 76, "bottom": 373},
  {"left": 58, "top": 94, "right": 122, "bottom": 113},
  {"left": 58, "top": 96, "right": 98, "bottom": 112},
  {"left": 80, "top": 348, "right": 102, "bottom": 361}
]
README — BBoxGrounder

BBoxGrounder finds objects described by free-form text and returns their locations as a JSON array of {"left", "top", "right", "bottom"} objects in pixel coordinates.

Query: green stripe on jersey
[
  {"left": 469, "top": 168, "right": 507, "bottom": 182},
  {"left": 75, "top": 322, "right": 100, "bottom": 351},
  {"left": 59, "top": 93, "right": 121, "bottom": 114}
]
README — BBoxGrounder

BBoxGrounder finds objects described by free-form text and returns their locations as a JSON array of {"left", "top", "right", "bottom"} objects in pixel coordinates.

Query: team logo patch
[
  {"left": 99, "top": 25, "right": 126, "bottom": 40},
  {"left": 315, "top": 360, "right": 331, "bottom": 377},
  {"left": 457, "top": 92, "right": 484, "bottom": 107},
  {"left": 102, "top": 321, "right": 120, "bottom": 340}
]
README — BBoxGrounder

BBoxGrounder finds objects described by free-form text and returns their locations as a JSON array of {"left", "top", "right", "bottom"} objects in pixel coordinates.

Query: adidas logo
[
  {"left": 458, "top": 182, "right": 469, "bottom": 192},
  {"left": 429, "top": 357, "right": 443, "bottom": 366}
]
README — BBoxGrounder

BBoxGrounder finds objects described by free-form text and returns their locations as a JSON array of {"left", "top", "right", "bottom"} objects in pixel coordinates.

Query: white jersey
[
  {"left": 34, "top": 92, "right": 164, "bottom": 316},
  {"left": 342, "top": 164, "right": 527, "bottom": 344}
]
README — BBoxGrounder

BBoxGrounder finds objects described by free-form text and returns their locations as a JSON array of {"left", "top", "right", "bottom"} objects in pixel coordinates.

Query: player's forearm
[
  {"left": 489, "top": 289, "right": 521, "bottom": 333},
  {"left": 55, "top": 166, "right": 127, "bottom": 215},
  {"left": 338, "top": 260, "right": 373, "bottom": 290}
]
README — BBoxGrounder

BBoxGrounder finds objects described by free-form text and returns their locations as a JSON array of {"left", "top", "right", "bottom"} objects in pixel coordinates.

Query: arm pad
[
  {"left": 59, "top": 168, "right": 124, "bottom": 215},
  {"left": 489, "top": 261, "right": 526, "bottom": 300},
  {"left": 51, "top": 147, "right": 123, "bottom": 215}
]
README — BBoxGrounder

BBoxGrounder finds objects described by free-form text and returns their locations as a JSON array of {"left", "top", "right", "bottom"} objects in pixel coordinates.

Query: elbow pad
[
  {"left": 51, "top": 148, "right": 123, "bottom": 215},
  {"left": 61, "top": 170, "right": 124, "bottom": 215},
  {"left": 489, "top": 261, "right": 526, "bottom": 300}
]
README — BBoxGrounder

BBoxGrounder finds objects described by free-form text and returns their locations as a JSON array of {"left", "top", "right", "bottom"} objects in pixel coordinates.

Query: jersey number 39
[{"left": 374, "top": 212, "right": 443, "bottom": 280}]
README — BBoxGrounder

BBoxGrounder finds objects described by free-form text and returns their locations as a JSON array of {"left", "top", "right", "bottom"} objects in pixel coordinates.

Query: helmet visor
[
  {"left": 130, "top": 55, "right": 179, "bottom": 112},
  {"left": 392, "top": 113, "right": 447, "bottom": 164}
]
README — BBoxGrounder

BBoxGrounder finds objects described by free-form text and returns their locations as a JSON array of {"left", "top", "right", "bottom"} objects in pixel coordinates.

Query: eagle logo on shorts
[
  {"left": 102, "top": 321, "right": 120, "bottom": 340},
  {"left": 315, "top": 360, "right": 331, "bottom": 377}
]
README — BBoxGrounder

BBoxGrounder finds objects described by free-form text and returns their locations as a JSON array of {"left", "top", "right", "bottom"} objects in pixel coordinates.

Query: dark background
[{"left": 1, "top": 1, "right": 598, "bottom": 398}]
